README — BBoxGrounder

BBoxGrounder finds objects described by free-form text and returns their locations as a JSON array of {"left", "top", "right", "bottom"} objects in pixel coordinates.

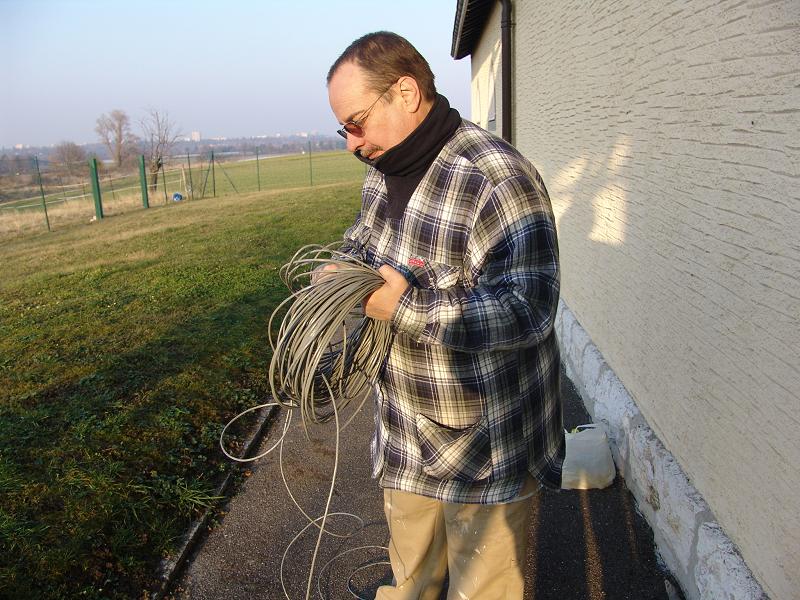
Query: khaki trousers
[{"left": 376, "top": 480, "right": 535, "bottom": 600}]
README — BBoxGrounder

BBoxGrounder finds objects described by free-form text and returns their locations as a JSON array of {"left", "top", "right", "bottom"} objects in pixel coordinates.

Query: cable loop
[{"left": 220, "top": 242, "right": 394, "bottom": 599}]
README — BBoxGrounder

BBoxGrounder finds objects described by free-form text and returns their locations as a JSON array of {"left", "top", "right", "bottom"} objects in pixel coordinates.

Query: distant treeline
[{"left": 1, "top": 134, "right": 347, "bottom": 175}]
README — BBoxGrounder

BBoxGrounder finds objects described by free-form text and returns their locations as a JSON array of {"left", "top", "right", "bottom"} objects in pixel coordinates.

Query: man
[{"left": 327, "top": 32, "right": 564, "bottom": 599}]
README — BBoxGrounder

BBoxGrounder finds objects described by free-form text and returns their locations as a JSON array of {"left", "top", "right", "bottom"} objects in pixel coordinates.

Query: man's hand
[
  {"left": 311, "top": 263, "right": 339, "bottom": 284},
  {"left": 365, "top": 265, "right": 410, "bottom": 321}
]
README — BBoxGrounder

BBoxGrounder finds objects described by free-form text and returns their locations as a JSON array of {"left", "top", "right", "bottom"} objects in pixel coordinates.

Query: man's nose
[{"left": 346, "top": 133, "right": 361, "bottom": 153}]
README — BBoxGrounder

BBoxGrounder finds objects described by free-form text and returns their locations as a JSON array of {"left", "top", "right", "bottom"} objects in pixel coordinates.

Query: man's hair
[{"left": 327, "top": 31, "right": 437, "bottom": 101}]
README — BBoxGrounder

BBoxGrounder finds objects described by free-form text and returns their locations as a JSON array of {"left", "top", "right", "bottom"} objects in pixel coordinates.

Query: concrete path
[{"left": 173, "top": 370, "right": 678, "bottom": 600}]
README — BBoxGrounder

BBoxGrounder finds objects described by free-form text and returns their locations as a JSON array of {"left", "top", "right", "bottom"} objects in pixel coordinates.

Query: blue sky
[{"left": 0, "top": 0, "right": 471, "bottom": 148}]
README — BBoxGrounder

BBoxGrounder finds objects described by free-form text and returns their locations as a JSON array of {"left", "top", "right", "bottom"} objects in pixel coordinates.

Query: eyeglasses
[{"left": 336, "top": 84, "right": 394, "bottom": 139}]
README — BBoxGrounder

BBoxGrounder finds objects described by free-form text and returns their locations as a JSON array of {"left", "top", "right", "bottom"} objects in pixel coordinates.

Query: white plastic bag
[{"left": 561, "top": 424, "right": 616, "bottom": 490}]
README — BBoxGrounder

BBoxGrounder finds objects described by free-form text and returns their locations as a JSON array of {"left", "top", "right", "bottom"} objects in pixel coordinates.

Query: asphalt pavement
[{"left": 171, "top": 369, "right": 678, "bottom": 600}]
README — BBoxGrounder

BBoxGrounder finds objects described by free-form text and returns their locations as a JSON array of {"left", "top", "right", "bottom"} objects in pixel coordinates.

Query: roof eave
[{"left": 450, "top": 0, "right": 496, "bottom": 59}]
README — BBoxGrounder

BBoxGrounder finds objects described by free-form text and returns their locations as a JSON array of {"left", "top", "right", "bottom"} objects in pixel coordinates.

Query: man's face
[{"left": 328, "top": 62, "right": 410, "bottom": 161}]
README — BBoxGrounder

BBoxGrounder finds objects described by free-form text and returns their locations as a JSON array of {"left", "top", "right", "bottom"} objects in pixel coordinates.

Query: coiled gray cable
[{"left": 268, "top": 243, "right": 393, "bottom": 431}]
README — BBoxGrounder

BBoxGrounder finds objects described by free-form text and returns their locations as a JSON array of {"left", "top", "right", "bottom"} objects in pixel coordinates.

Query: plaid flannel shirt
[{"left": 343, "top": 120, "right": 564, "bottom": 503}]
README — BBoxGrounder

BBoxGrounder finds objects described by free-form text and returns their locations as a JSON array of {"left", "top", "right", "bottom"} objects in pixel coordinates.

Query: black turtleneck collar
[{"left": 356, "top": 94, "right": 461, "bottom": 220}]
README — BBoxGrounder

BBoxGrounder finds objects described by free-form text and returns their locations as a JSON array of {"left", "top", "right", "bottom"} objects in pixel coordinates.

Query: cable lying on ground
[{"left": 220, "top": 242, "right": 393, "bottom": 599}]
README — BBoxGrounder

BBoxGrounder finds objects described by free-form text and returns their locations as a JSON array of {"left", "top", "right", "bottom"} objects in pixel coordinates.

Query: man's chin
[{"left": 354, "top": 147, "right": 386, "bottom": 164}]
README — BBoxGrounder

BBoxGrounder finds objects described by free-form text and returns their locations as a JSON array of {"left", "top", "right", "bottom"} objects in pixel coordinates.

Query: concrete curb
[
  {"left": 150, "top": 405, "right": 278, "bottom": 600},
  {"left": 555, "top": 300, "right": 768, "bottom": 600}
]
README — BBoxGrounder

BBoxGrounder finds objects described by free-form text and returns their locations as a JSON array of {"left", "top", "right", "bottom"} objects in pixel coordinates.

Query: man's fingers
[
  {"left": 311, "top": 263, "right": 339, "bottom": 284},
  {"left": 365, "top": 265, "right": 410, "bottom": 321},
  {"left": 377, "top": 264, "right": 408, "bottom": 287}
]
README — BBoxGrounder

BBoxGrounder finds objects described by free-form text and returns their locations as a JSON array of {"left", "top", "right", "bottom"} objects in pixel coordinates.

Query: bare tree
[
  {"left": 140, "top": 109, "right": 182, "bottom": 191},
  {"left": 95, "top": 109, "right": 138, "bottom": 168},
  {"left": 52, "top": 141, "right": 87, "bottom": 177}
]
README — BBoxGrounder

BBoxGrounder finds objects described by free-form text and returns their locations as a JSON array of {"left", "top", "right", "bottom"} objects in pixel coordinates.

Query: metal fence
[{"left": 0, "top": 146, "right": 366, "bottom": 237}]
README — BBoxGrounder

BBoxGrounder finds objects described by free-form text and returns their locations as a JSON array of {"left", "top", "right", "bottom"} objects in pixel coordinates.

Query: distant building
[{"left": 190, "top": 131, "right": 202, "bottom": 142}]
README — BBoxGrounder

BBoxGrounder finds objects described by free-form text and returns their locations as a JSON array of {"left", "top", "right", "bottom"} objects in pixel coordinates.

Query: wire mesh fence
[{"left": 0, "top": 147, "right": 367, "bottom": 237}]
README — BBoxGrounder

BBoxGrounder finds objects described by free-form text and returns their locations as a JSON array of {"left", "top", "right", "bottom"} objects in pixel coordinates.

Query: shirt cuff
[{"left": 391, "top": 286, "right": 428, "bottom": 340}]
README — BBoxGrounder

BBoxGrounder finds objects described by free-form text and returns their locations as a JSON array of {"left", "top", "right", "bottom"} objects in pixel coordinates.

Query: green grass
[
  {"left": 184, "top": 150, "right": 368, "bottom": 197},
  {"left": 0, "top": 178, "right": 363, "bottom": 598}
]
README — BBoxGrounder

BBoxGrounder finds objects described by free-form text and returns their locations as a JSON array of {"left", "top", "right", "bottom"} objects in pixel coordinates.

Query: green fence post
[
  {"left": 34, "top": 156, "right": 51, "bottom": 232},
  {"left": 186, "top": 152, "right": 195, "bottom": 201},
  {"left": 211, "top": 150, "right": 216, "bottom": 197},
  {"left": 255, "top": 147, "right": 261, "bottom": 192},
  {"left": 160, "top": 160, "right": 168, "bottom": 204},
  {"left": 138, "top": 155, "right": 149, "bottom": 208},
  {"left": 200, "top": 159, "right": 210, "bottom": 199},
  {"left": 89, "top": 157, "right": 104, "bottom": 220},
  {"left": 307, "top": 138, "right": 313, "bottom": 186}
]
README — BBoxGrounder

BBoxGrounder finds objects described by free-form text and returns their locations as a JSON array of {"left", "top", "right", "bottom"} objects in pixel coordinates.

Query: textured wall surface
[{"left": 471, "top": 1, "right": 799, "bottom": 598}]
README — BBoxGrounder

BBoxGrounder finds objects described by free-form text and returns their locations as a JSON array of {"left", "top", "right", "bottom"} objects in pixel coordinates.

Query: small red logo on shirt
[{"left": 408, "top": 257, "right": 425, "bottom": 268}]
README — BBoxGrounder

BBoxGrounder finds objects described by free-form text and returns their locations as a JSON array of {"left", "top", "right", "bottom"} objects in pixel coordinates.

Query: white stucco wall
[
  {"left": 469, "top": 2, "right": 502, "bottom": 133},
  {"left": 470, "top": 1, "right": 799, "bottom": 599}
]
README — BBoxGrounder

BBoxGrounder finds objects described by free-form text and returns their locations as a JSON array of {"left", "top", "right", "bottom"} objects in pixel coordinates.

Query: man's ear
[{"left": 397, "top": 76, "right": 423, "bottom": 113}]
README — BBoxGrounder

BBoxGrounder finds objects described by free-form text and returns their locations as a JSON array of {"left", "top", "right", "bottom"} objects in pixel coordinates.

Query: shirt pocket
[
  {"left": 415, "top": 413, "right": 492, "bottom": 482},
  {"left": 408, "top": 259, "right": 461, "bottom": 291}
]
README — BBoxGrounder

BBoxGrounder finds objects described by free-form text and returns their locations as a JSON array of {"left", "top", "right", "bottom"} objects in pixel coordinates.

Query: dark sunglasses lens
[{"left": 344, "top": 123, "right": 363, "bottom": 137}]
